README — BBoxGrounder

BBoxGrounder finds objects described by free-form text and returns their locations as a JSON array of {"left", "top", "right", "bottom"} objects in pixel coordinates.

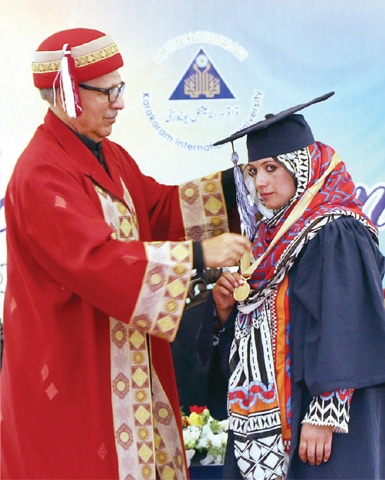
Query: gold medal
[{"left": 233, "top": 280, "right": 251, "bottom": 302}]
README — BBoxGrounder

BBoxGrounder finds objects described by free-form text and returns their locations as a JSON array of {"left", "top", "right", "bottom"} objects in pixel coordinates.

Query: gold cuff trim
[
  {"left": 179, "top": 172, "right": 229, "bottom": 241},
  {"left": 131, "top": 241, "right": 192, "bottom": 342}
]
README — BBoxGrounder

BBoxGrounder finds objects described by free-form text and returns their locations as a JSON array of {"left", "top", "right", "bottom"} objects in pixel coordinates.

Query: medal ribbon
[{"left": 234, "top": 152, "right": 341, "bottom": 301}]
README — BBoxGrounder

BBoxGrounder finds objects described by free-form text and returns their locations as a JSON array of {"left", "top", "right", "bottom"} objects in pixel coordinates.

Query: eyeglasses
[{"left": 78, "top": 81, "right": 125, "bottom": 103}]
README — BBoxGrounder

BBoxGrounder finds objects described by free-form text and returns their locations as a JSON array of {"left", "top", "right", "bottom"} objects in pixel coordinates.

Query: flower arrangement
[{"left": 181, "top": 405, "right": 229, "bottom": 467}]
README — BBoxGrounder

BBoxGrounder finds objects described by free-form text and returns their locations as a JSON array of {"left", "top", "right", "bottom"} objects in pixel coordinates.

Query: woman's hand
[
  {"left": 299, "top": 423, "right": 333, "bottom": 466},
  {"left": 212, "top": 270, "right": 244, "bottom": 324}
]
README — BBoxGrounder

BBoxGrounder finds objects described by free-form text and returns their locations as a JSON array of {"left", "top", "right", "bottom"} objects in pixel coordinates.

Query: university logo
[
  {"left": 141, "top": 31, "right": 264, "bottom": 153},
  {"left": 169, "top": 49, "right": 235, "bottom": 101}
]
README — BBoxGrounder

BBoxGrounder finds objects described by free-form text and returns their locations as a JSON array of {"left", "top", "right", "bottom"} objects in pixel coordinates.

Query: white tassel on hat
[{"left": 54, "top": 44, "right": 83, "bottom": 118}]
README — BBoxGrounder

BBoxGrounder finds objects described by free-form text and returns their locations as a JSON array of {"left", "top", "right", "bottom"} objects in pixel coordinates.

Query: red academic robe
[{"left": 1, "top": 110, "right": 233, "bottom": 480}]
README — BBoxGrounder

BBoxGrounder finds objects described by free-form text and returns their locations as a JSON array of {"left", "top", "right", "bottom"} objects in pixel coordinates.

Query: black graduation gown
[{"left": 196, "top": 216, "right": 385, "bottom": 480}]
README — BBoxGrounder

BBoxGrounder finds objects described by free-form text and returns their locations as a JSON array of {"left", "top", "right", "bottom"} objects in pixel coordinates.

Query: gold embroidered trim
[
  {"left": 152, "top": 370, "right": 187, "bottom": 479},
  {"left": 133, "top": 241, "right": 192, "bottom": 342},
  {"left": 94, "top": 179, "right": 189, "bottom": 478},
  {"left": 111, "top": 319, "right": 156, "bottom": 479},
  {"left": 94, "top": 181, "right": 140, "bottom": 242},
  {"left": 32, "top": 42, "right": 120, "bottom": 74},
  {"left": 179, "top": 172, "right": 229, "bottom": 241}
]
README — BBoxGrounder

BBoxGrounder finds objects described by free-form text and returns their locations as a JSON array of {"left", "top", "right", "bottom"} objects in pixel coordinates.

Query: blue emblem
[{"left": 169, "top": 48, "right": 235, "bottom": 100}]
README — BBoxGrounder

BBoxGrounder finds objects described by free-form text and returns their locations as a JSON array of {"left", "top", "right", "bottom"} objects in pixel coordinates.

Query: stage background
[{"left": 1, "top": 0, "right": 385, "bottom": 317}]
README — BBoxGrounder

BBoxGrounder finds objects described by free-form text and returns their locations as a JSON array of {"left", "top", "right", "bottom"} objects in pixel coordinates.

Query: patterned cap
[
  {"left": 32, "top": 28, "right": 124, "bottom": 88},
  {"left": 214, "top": 92, "right": 334, "bottom": 161}
]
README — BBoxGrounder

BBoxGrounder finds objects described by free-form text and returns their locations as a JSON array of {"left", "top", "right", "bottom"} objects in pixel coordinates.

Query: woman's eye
[
  {"left": 248, "top": 168, "right": 257, "bottom": 177},
  {"left": 266, "top": 164, "right": 277, "bottom": 172}
]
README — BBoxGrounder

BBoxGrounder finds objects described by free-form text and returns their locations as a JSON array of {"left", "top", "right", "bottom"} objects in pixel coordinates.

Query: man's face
[{"left": 67, "top": 70, "right": 125, "bottom": 142}]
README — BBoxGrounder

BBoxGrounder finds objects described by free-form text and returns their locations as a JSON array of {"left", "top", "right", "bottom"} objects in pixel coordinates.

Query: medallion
[{"left": 233, "top": 280, "right": 250, "bottom": 302}]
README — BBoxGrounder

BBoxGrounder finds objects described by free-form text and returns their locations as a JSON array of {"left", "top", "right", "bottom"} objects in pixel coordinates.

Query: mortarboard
[{"left": 214, "top": 91, "right": 335, "bottom": 161}]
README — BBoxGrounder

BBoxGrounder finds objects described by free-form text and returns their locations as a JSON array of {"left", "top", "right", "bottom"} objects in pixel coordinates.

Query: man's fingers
[{"left": 202, "top": 233, "right": 252, "bottom": 267}]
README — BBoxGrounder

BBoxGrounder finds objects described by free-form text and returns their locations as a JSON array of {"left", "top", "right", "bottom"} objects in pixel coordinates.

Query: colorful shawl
[{"left": 228, "top": 142, "right": 377, "bottom": 479}]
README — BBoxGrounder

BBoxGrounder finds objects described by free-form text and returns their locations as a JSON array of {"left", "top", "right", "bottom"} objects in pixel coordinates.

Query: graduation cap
[{"left": 213, "top": 91, "right": 335, "bottom": 161}]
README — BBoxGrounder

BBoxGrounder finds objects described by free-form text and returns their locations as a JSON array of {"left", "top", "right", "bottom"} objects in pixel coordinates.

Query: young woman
[{"left": 198, "top": 95, "right": 385, "bottom": 479}]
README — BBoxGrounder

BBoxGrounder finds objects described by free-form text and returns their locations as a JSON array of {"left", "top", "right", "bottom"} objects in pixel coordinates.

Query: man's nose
[{"left": 112, "top": 94, "right": 125, "bottom": 110}]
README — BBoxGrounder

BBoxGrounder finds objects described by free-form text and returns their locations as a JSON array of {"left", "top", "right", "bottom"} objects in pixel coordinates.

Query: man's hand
[
  {"left": 201, "top": 233, "right": 251, "bottom": 268},
  {"left": 299, "top": 424, "right": 333, "bottom": 466}
]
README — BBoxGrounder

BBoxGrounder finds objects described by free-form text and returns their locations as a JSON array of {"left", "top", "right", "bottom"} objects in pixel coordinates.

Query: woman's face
[{"left": 247, "top": 157, "right": 296, "bottom": 210}]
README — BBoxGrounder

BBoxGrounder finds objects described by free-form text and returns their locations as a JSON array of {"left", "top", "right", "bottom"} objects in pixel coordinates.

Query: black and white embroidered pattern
[{"left": 302, "top": 389, "right": 353, "bottom": 434}]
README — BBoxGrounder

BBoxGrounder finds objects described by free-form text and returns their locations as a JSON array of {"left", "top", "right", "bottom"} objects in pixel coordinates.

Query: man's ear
[{"left": 49, "top": 88, "right": 71, "bottom": 123}]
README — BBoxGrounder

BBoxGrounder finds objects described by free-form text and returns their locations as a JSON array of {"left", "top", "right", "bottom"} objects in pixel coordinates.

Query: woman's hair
[{"left": 273, "top": 156, "right": 298, "bottom": 188}]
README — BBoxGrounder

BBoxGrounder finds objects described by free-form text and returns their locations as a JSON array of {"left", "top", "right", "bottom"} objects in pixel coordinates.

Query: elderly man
[{"left": 1, "top": 28, "right": 250, "bottom": 480}]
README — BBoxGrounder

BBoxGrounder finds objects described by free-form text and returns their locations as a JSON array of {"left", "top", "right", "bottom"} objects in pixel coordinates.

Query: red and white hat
[{"left": 32, "top": 28, "right": 124, "bottom": 117}]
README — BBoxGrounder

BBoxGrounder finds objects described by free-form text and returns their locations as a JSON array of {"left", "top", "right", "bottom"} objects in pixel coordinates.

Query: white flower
[
  {"left": 210, "top": 431, "right": 224, "bottom": 449},
  {"left": 216, "top": 418, "right": 229, "bottom": 432},
  {"left": 185, "top": 449, "right": 196, "bottom": 468},
  {"left": 200, "top": 453, "right": 215, "bottom": 466},
  {"left": 182, "top": 408, "right": 228, "bottom": 465},
  {"left": 182, "top": 425, "right": 201, "bottom": 450},
  {"left": 195, "top": 422, "right": 212, "bottom": 450}
]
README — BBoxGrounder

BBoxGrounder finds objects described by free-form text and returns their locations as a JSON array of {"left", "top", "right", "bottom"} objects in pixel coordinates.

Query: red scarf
[{"left": 249, "top": 142, "right": 376, "bottom": 290}]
